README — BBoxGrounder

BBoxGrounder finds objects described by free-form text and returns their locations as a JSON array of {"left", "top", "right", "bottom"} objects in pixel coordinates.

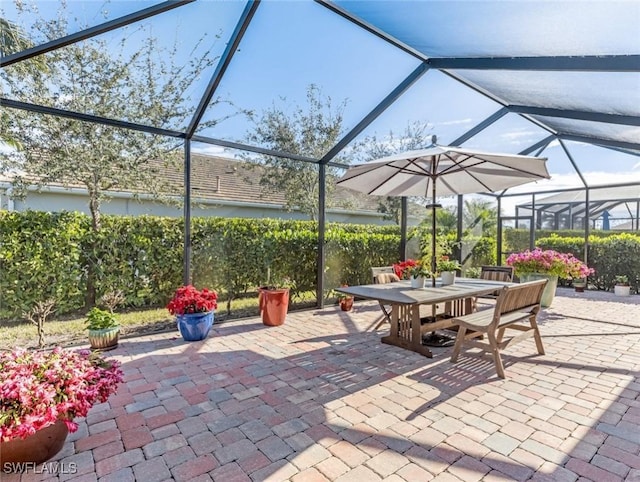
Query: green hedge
[
  {"left": 537, "top": 233, "right": 640, "bottom": 292},
  {"left": 504, "top": 228, "right": 630, "bottom": 254},
  {"left": 3, "top": 211, "right": 638, "bottom": 321},
  {"left": 0, "top": 211, "right": 88, "bottom": 316},
  {"left": 0, "top": 212, "right": 402, "bottom": 319}
]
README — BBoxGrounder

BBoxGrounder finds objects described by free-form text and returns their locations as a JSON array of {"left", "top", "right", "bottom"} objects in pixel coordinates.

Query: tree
[
  {"left": 463, "top": 198, "right": 498, "bottom": 237},
  {"left": 242, "top": 85, "right": 348, "bottom": 221},
  {"left": 1, "top": 6, "right": 230, "bottom": 231},
  {"left": 351, "top": 121, "right": 434, "bottom": 223},
  {"left": 1, "top": 4, "right": 232, "bottom": 304},
  {"left": 0, "top": 18, "right": 45, "bottom": 149}
]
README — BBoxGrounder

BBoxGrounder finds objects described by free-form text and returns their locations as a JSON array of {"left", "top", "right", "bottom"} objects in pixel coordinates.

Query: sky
[{"left": 3, "top": 0, "right": 640, "bottom": 216}]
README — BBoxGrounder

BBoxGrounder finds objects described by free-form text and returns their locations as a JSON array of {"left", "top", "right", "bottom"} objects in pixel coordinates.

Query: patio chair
[
  {"left": 449, "top": 278, "right": 547, "bottom": 379},
  {"left": 480, "top": 265, "right": 514, "bottom": 282},
  {"left": 371, "top": 267, "right": 400, "bottom": 329},
  {"left": 474, "top": 265, "right": 515, "bottom": 310}
]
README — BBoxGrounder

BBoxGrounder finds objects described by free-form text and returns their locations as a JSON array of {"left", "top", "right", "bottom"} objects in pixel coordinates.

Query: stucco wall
[{"left": 0, "top": 187, "right": 394, "bottom": 225}]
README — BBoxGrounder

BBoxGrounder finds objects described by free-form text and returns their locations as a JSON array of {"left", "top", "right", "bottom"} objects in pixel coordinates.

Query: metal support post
[
  {"left": 496, "top": 196, "right": 503, "bottom": 265},
  {"left": 317, "top": 164, "right": 326, "bottom": 308},
  {"left": 456, "top": 195, "right": 463, "bottom": 265},
  {"left": 584, "top": 188, "right": 590, "bottom": 264},
  {"left": 400, "top": 197, "right": 408, "bottom": 261},
  {"left": 183, "top": 140, "right": 192, "bottom": 285},
  {"left": 529, "top": 194, "right": 536, "bottom": 250}
]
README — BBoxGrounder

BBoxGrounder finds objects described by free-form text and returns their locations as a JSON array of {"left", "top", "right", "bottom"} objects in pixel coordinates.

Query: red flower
[
  {"left": 167, "top": 285, "right": 218, "bottom": 315},
  {"left": 392, "top": 259, "right": 419, "bottom": 280}
]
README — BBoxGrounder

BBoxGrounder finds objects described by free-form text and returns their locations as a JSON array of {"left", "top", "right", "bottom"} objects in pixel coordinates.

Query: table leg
[{"left": 381, "top": 304, "right": 433, "bottom": 358}]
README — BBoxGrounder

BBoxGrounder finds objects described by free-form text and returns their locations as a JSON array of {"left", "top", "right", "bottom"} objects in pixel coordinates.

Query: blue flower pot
[{"left": 176, "top": 311, "right": 214, "bottom": 341}]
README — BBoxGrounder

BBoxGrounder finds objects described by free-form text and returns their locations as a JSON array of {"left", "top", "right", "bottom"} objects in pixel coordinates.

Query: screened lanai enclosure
[{"left": 1, "top": 0, "right": 639, "bottom": 308}]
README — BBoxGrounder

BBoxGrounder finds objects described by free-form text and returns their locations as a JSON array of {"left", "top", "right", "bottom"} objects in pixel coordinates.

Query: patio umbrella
[{"left": 337, "top": 145, "right": 550, "bottom": 286}]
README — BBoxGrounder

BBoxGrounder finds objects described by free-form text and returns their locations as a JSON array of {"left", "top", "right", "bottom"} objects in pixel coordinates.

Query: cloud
[
  {"left": 435, "top": 118, "right": 473, "bottom": 127},
  {"left": 192, "top": 144, "right": 235, "bottom": 157}
]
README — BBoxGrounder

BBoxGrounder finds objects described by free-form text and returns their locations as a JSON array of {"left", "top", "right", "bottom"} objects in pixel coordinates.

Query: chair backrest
[
  {"left": 494, "top": 279, "right": 548, "bottom": 320},
  {"left": 371, "top": 266, "right": 397, "bottom": 284},
  {"left": 374, "top": 272, "right": 400, "bottom": 284},
  {"left": 480, "top": 265, "right": 514, "bottom": 282}
]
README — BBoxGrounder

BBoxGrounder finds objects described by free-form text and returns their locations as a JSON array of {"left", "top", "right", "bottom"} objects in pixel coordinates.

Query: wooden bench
[{"left": 449, "top": 279, "right": 547, "bottom": 379}]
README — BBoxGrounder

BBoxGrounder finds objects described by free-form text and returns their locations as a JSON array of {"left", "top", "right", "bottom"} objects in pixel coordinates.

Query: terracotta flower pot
[
  {"left": 339, "top": 298, "right": 354, "bottom": 311},
  {"left": 259, "top": 288, "right": 289, "bottom": 326},
  {"left": 0, "top": 419, "right": 68, "bottom": 466}
]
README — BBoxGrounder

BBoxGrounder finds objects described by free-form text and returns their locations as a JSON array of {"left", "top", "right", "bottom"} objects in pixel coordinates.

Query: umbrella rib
[
  {"left": 451, "top": 152, "right": 549, "bottom": 179},
  {"left": 439, "top": 153, "right": 494, "bottom": 192},
  {"left": 439, "top": 153, "right": 547, "bottom": 192},
  {"left": 365, "top": 160, "right": 424, "bottom": 195}
]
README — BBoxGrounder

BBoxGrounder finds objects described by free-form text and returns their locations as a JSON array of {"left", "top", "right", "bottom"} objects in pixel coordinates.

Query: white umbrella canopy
[
  {"left": 337, "top": 146, "right": 550, "bottom": 197},
  {"left": 337, "top": 145, "right": 550, "bottom": 287}
]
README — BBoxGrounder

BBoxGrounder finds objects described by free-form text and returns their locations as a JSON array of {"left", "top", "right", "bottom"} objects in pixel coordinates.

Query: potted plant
[
  {"left": 167, "top": 285, "right": 218, "bottom": 341},
  {"left": 506, "top": 249, "right": 594, "bottom": 307},
  {"left": 0, "top": 348, "right": 123, "bottom": 465},
  {"left": 259, "top": 276, "right": 295, "bottom": 326},
  {"left": 335, "top": 285, "right": 354, "bottom": 311},
  {"left": 437, "top": 256, "right": 461, "bottom": 286},
  {"left": 393, "top": 259, "right": 430, "bottom": 288},
  {"left": 614, "top": 275, "right": 631, "bottom": 297},
  {"left": 573, "top": 278, "right": 587, "bottom": 292},
  {"left": 85, "top": 307, "right": 120, "bottom": 350}
]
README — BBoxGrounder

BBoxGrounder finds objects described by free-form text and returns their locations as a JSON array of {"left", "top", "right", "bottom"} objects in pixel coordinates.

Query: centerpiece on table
[
  {"left": 167, "top": 285, "right": 218, "bottom": 341},
  {"left": 0, "top": 347, "right": 123, "bottom": 465},
  {"left": 393, "top": 258, "right": 431, "bottom": 288},
  {"left": 506, "top": 248, "right": 594, "bottom": 307},
  {"left": 436, "top": 256, "right": 461, "bottom": 286}
]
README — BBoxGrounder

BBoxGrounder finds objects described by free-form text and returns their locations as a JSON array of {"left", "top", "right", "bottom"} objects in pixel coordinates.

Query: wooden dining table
[{"left": 336, "top": 278, "right": 516, "bottom": 358}]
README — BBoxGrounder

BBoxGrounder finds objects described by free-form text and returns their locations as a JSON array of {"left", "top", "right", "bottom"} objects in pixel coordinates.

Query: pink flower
[
  {"left": 506, "top": 249, "right": 594, "bottom": 280},
  {"left": 0, "top": 348, "right": 123, "bottom": 441}
]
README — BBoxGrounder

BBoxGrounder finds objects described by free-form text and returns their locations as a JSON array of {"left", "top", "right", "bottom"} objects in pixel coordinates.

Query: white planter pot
[
  {"left": 614, "top": 285, "right": 631, "bottom": 297},
  {"left": 410, "top": 276, "right": 425, "bottom": 289},
  {"left": 441, "top": 271, "right": 456, "bottom": 286}
]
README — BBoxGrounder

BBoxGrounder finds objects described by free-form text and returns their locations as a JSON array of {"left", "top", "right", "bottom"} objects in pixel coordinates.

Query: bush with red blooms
[{"left": 167, "top": 285, "right": 218, "bottom": 315}]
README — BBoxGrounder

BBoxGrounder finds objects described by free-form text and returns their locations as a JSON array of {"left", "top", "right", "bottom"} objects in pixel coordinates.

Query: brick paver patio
[{"left": 6, "top": 289, "right": 640, "bottom": 481}]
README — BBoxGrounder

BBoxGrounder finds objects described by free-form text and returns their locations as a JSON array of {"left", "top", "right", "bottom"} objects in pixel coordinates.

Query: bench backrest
[{"left": 492, "top": 279, "right": 548, "bottom": 325}]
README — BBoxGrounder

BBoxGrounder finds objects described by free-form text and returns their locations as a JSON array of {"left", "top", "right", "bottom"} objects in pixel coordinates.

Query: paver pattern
[{"left": 5, "top": 289, "right": 640, "bottom": 481}]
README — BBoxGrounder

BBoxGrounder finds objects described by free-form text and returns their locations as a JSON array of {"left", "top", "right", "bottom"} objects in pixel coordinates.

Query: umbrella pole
[
  {"left": 424, "top": 175, "right": 453, "bottom": 348},
  {"left": 431, "top": 176, "right": 437, "bottom": 288}
]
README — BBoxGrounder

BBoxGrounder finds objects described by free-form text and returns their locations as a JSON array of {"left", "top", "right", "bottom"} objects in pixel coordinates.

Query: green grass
[{"left": 0, "top": 291, "right": 319, "bottom": 351}]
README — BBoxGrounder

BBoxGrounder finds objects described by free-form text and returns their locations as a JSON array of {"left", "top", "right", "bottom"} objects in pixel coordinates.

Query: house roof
[
  {"left": 0, "top": 153, "right": 395, "bottom": 216},
  {"left": 155, "top": 154, "right": 391, "bottom": 213}
]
